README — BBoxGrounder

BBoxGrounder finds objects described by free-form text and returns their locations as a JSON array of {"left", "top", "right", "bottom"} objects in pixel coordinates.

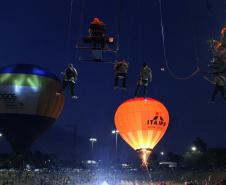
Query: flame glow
[{"left": 138, "top": 149, "right": 152, "bottom": 167}]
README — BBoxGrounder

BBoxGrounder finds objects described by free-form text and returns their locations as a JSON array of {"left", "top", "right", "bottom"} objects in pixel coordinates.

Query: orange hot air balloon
[{"left": 114, "top": 97, "right": 169, "bottom": 166}]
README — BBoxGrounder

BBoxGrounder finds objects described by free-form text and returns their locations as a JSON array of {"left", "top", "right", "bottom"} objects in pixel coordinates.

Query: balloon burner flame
[{"left": 138, "top": 149, "right": 152, "bottom": 167}]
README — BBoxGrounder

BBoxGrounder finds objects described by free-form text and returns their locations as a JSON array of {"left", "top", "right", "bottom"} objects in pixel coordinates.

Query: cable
[
  {"left": 158, "top": 0, "right": 200, "bottom": 80},
  {"left": 116, "top": 0, "right": 123, "bottom": 52},
  {"left": 70, "top": 0, "right": 86, "bottom": 64},
  {"left": 206, "top": 0, "right": 215, "bottom": 41},
  {"left": 205, "top": 0, "right": 220, "bottom": 65},
  {"left": 76, "top": 0, "right": 85, "bottom": 46},
  {"left": 68, "top": 0, "right": 75, "bottom": 41}
]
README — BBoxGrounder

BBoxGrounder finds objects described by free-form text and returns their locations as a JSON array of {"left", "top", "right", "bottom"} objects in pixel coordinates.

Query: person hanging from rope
[
  {"left": 207, "top": 39, "right": 226, "bottom": 73},
  {"left": 56, "top": 64, "right": 78, "bottom": 99},
  {"left": 113, "top": 59, "right": 129, "bottom": 90},
  {"left": 135, "top": 63, "right": 152, "bottom": 98},
  {"left": 220, "top": 24, "right": 226, "bottom": 48},
  {"left": 208, "top": 25, "right": 226, "bottom": 63},
  {"left": 208, "top": 40, "right": 226, "bottom": 61},
  {"left": 203, "top": 72, "right": 226, "bottom": 104},
  {"left": 88, "top": 17, "right": 106, "bottom": 49}
]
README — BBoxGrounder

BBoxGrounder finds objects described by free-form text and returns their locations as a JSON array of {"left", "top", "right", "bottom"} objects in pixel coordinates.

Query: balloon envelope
[
  {"left": 0, "top": 64, "right": 64, "bottom": 152},
  {"left": 114, "top": 97, "right": 169, "bottom": 164}
]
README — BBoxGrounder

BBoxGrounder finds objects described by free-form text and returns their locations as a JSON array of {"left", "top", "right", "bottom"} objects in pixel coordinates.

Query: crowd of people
[{"left": 0, "top": 167, "right": 225, "bottom": 185}]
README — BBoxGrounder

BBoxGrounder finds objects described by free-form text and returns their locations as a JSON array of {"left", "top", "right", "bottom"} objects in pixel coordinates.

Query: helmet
[
  {"left": 91, "top": 17, "right": 104, "bottom": 25},
  {"left": 68, "top": 64, "right": 73, "bottom": 68},
  {"left": 93, "top": 17, "right": 100, "bottom": 22},
  {"left": 143, "top": 63, "right": 148, "bottom": 67}
]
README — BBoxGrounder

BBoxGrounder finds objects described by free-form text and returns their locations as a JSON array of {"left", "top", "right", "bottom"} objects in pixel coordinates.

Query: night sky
[{"left": 0, "top": 0, "right": 226, "bottom": 162}]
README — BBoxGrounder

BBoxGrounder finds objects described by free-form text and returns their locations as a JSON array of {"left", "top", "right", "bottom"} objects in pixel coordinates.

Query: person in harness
[
  {"left": 88, "top": 17, "right": 106, "bottom": 49},
  {"left": 204, "top": 72, "right": 226, "bottom": 103},
  {"left": 135, "top": 63, "right": 152, "bottom": 98},
  {"left": 113, "top": 59, "right": 129, "bottom": 90},
  {"left": 56, "top": 64, "right": 78, "bottom": 99},
  {"left": 207, "top": 39, "right": 226, "bottom": 74},
  {"left": 220, "top": 25, "right": 226, "bottom": 48}
]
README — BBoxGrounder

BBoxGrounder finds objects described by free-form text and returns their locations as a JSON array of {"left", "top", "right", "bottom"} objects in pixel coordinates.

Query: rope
[
  {"left": 187, "top": 0, "right": 199, "bottom": 63},
  {"left": 67, "top": 0, "right": 75, "bottom": 41},
  {"left": 76, "top": 0, "right": 85, "bottom": 46},
  {"left": 206, "top": 0, "right": 215, "bottom": 41},
  {"left": 65, "top": 0, "right": 85, "bottom": 64},
  {"left": 144, "top": 164, "right": 152, "bottom": 182},
  {"left": 205, "top": 0, "right": 218, "bottom": 64},
  {"left": 126, "top": 9, "right": 132, "bottom": 61},
  {"left": 116, "top": 0, "right": 123, "bottom": 52},
  {"left": 70, "top": 0, "right": 86, "bottom": 64},
  {"left": 158, "top": 0, "right": 200, "bottom": 80},
  {"left": 131, "top": 0, "right": 143, "bottom": 64}
]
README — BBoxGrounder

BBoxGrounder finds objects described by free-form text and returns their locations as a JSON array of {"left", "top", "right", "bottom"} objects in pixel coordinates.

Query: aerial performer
[
  {"left": 56, "top": 64, "right": 78, "bottom": 99},
  {"left": 204, "top": 72, "right": 226, "bottom": 104},
  {"left": 220, "top": 24, "right": 226, "bottom": 48},
  {"left": 208, "top": 25, "right": 226, "bottom": 74},
  {"left": 77, "top": 17, "right": 116, "bottom": 62},
  {"left": 135, "top": 63, "right": 152, "bottom": 98},
  {"left": 209, "top": 40, "right": 226, "bottom": 61},
  {"left": 88, "top": 17, "right": 106, "bottom": 49},
  {"left": 113, "top": 59, "right": 129, "bottom": 90},
  {"left": 114, "top": 98, "right": 169, "bottom": 166}
]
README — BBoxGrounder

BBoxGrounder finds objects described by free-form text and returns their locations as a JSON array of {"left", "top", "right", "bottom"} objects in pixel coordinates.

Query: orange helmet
[
  {"left": 221, "top": 25, "right": 226, "bottom": 35},
  {"left": 91, "top": 17, "right": 105, "bottom": 25}
]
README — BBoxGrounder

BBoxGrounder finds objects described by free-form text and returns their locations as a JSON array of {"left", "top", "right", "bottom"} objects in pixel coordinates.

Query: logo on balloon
[
  {"left": 0, "top": 93, "right": 17, "bottom": 101},
  {"left": 147, "top": 113, "right": 166, "bottom": 127},
  {"left": 0, "top": 92, "right": 23, "bottom": 109}
]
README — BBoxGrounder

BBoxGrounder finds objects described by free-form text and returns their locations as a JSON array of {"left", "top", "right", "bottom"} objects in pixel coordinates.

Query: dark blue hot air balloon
[{"left": 0, "top": 64, "right": 64, "bottom": 152}]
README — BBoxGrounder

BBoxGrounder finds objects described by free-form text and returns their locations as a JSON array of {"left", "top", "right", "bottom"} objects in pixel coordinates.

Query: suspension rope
[
  {"left": 158, "top": 0, "right": 200, "bottom": 80},
  {"left": 66, "top": 0, "right": 85, "bottom": 64},
  {"left": 206, "top": 0, "right": 215, "bottom": 41},
  {"left": 205, "top": 0, "right": 217, "bottom": 64},
  {"left": 76, "top": 0, "right": 85, "bottom": 46},
  {"left": 126, "top": 6, "right": 133, "bottom": 62},
  {"left": 144, "top": 163, "right": 152, "bottom": 182},
  {"left": 116, "top": 0, "right": 123, "bottom": 52},
  {"left": 187, "top": 0, "right": 199, "bottom": 62},
  {"left": 70, "top": 0, "right": 86, "bottom": 64},
  {"left": 67, "top": 0, "right": 75, "bottom": 41},
  {"left": 131, "top": 0, "right": 143, "bottom": 64}
]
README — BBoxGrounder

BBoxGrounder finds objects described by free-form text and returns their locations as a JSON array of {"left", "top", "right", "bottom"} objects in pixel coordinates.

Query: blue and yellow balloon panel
[{"left": 0, "top": 64, "right": 64, "bottom": 152}]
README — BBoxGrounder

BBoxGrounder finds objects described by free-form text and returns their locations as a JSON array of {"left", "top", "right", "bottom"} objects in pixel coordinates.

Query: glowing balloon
[
  {"left": 114, "top": 97, "right": 169, "bottom": 166},
  {"left": 0, "top": 64, "right": 64, "bottom": 152}
]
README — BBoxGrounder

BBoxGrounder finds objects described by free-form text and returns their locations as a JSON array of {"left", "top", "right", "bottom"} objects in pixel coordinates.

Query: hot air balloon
[
  {"left": 0, "top": 64, "right": 64, "bottom": 152},
  {"left": 114, "top": 97, "right": 169, "bottom": 166}
]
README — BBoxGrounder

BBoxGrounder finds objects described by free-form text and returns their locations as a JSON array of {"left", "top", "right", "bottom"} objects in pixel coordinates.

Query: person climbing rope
[
  {"left": 135, "top": 63, "right": 152, "bottom": 98},
  {"left": 113, "top": 59, "right": 129, "bottom": 90},
  {"left": 56, "top": 64, "right": 78, "bottom": 99}
]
